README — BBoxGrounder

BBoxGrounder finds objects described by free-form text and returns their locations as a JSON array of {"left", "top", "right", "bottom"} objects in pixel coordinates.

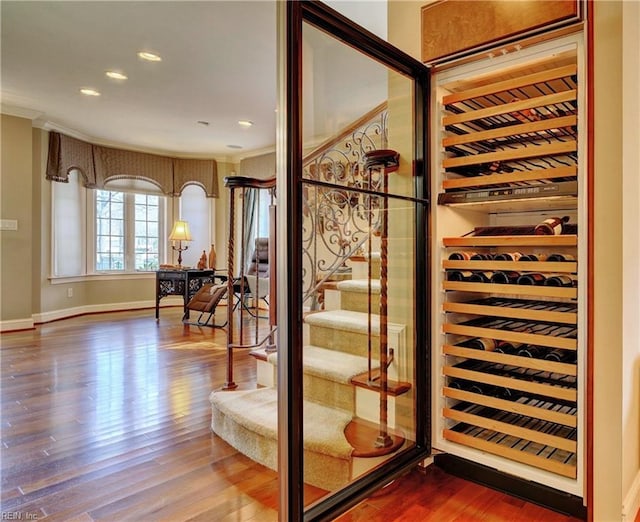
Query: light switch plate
[{"left": 0, "top": 219, "right": 18, "bottom": 231}]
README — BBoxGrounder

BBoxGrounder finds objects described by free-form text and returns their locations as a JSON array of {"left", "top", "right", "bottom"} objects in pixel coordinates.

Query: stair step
[
  {"left": 266, "top": 346, "right": 379, "bottom": 412},
  {"left": 336, "top": 279, "right": 381, "bottom": 294},
  {"left": 349, "top": 253, "right": 381, "bottom": 279},
  {"left": 210, "top": 387, "right": 353, "bottom": 490},
  {"left": 305, "top": 309, "right": 381, "bottom": 335},
  {"left": 267, "top": 345, "right": 379, "bottom": 384},
  {"left": 306, "top": 310, "right": 382, "bottom": 356},
  {"left": 336, "top": 279, "right": 380, "bottom": 313}
]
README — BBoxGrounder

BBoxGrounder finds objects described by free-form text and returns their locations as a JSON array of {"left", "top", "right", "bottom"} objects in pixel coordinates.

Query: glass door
[{"left": 277, "top": 2, "right": 431, "bottom": 520}]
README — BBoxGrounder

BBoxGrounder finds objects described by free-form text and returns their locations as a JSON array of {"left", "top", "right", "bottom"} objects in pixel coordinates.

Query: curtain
[
  {"left": 241, "top": 188, "right": 258, "bottom": 272},
  {"left": 46, "top": 131, "right": 219, "bottom": 198}
]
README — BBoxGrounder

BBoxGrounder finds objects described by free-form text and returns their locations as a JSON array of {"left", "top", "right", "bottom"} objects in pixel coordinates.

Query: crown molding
[{"left": 1, "top": 103, "right": 44, "bottom": 120}]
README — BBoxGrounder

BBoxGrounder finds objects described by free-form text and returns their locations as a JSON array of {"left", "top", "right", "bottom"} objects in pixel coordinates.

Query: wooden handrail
[
  {"left": 302, "top": 101, "right": 388, "bottom": 165},
  {"left": 224, "top": 176, "right": 276, "bottom": 189}
]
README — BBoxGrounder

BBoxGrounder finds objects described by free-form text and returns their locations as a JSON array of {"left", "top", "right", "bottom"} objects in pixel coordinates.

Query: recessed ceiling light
[
  {"left": 226, "top": 144, "right": 243, "bottom": 149},
  {"left": 138, "top": 51, "right": 162, "bottom": 62},
  {"left": 106, "top": 71, "right": 128, "bottom": 80},
  {"left": 238, "top": 120, "right": 253, "bottom": 128},
  {"left": 80, "top": 88, "right": 101, "bottom": 96}
]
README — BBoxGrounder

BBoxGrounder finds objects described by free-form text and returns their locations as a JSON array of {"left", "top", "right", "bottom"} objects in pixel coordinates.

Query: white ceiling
[{"left": 1, "top": 1, "right": 387, "bottom": 161}]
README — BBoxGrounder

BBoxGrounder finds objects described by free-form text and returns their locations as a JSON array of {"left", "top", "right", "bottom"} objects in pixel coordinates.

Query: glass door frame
[{"left": 276, "top": 2, "right": 431, "bottom": 520}]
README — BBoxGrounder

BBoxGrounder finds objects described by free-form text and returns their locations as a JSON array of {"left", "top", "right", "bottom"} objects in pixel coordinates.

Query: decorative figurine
[{"left": 197, "top": 250, "right": 207, "bottom": 270}]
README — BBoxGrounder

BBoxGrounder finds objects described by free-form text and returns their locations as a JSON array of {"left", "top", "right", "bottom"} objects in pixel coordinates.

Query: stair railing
[{"left": 301, "top": 102, "right": 388, "bottom": 309}]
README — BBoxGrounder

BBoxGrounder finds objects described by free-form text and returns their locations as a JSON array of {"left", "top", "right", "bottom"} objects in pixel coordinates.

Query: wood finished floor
[{"left": 1, "top": 307, "right": 583, "bottom": 521}]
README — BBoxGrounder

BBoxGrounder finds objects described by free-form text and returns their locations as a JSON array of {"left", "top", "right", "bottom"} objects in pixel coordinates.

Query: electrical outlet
[{"left": 67, "top": 288, "right": 73, "bottom": 298}]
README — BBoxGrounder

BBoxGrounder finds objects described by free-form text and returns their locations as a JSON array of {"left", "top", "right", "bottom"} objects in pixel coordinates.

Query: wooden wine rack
[
  {"left": 440, "top": 230, "right": 579, "bottom": 478},
  {"left": 440, "top": 64, "right": 578, "bottom": 197},
  {"left": 436, "top": 49, "right": 581, "bottom": 482}
]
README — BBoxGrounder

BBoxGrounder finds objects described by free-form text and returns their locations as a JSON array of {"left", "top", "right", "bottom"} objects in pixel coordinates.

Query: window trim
[{"left": 89, "top": 188, "right": 166, "bottom": 275}]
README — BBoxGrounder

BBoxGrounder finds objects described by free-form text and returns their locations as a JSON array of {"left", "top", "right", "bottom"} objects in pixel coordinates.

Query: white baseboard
[
  {"left": 32, "top": 300, "right": 155, "bottom": 324},
  {"left": 24, "top": 297, "right": 183, "bottom": 327},
  {"left": 623, "top": 469, "right": 640, "bottom": 521},
  {"left": 0, "top": 317, "right": 35, "bottom": 332}
]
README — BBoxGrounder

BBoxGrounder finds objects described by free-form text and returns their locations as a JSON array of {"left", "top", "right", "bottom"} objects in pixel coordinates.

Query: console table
[{"left": 155, "top": 269, "right": 217, "bottom": 320}]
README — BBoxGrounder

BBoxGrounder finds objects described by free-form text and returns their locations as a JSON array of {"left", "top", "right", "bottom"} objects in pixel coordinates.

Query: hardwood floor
[{"left": 1, "top": 307, "right": 582, "bottom": 521}]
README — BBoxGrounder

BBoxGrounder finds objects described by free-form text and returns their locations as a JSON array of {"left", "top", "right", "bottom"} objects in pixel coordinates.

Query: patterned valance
[
  {"left": 239, "top": 151, "right": 276, "bottom": 180},
  {"left": 46, "top": 131, "right": 218, "bottom": 197}
]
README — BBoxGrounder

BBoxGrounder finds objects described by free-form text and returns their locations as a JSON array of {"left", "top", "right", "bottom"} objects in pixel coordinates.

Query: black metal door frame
[{"left": 277, "top": 2, "right": 431, "bottom": 520}]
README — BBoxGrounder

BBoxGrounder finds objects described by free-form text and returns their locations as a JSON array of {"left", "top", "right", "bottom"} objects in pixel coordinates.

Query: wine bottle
[
  {"left": 498, "top": 387, "right": 522, "bottom": 401},
  {"left": 544, "top": 349, "right": 577, "bottom": 364},
  {"left": 544, "top": 275, "right": 574, "bottom": 287},
  {"left": 517, "top": 345, "right": 544, "bottom": 358},
  {"left": 448, "top": 251, "right": 475, "bottom": 260},
  {"left": 470, "top": 253, "right": 494, "bottom": 260},
  {"left": 520, "top": 253, "right": 548, "bottom": 262},
  {"left": 547, "top": 253, "right": 575, "bottom": 262},
  {"left": 461, "top": 338, "right": 497, "bottom": 351},
  {"left": 468, "top": 382, "right": 494, "bottom": 395},
  {"left": 449, "top": 378, "right": 496, "bottom": 396},
  {"left": 494, "top": 341, "right": 521, "bottom": 354},
  {"left": 469, "top": 271, "right": 494, "bottom": 283},
  {"left": 447, "top": 270, "right": 474, "bottom": 282},
  {"left": 517, "top": 273, "right": 547, "bottom": 285},
  {"left": 534, "top": 216, "right": 570, "bottom": 235},
  {"left": 494, "top": 252, "right": 523, "bottom": 261},
  {"left": 490, "top": 271, "right": 520, "bottom": 284},
  {"left": 448, "top": 379, "right": 468, "bottom": 390}
]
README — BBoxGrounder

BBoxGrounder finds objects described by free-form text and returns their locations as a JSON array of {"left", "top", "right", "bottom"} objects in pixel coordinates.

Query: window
[
  {"left": 51, "top": 175, "right": 214, "bottom": 279},
  {"left": 52, "top": 169, "right": 85, "bottom": 277},
  {"left": 94, "top": 189, "right": 163, "bottom": 272},
  {"left": 133, "top": 194, "right": 160, "bottom": 270},
  {"left": 96, "top": 190, "right": 125, "bottom": 270},
  {"left": 178, "top": 185, "right": 213, "bottom": 267}
]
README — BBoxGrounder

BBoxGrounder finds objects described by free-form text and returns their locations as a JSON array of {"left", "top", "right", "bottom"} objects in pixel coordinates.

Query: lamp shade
[{"left": 168, "top": 220, "right": 192, "bottom": 242}]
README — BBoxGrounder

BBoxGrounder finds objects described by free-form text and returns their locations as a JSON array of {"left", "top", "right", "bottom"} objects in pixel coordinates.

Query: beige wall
[
  {"left": 388, "top": 0, "right": 640, "bottom": 518},
  {"left": 1, "top": 114, "right": 34, "bottom": 324},
  {"left": 592, "top": 2, "right": 624, "bottom": 518},
  {"left": 622, "top": 0, "right": 640, "bottom": 512}
]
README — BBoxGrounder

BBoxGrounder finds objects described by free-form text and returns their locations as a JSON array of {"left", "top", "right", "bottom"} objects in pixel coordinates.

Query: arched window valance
[{"left": 46, "top": 131, "right": 219, "bottom": 198}]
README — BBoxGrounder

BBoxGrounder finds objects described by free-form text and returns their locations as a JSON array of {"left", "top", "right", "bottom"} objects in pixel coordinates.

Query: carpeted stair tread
[
  {"left": 305, "top": 309, "right": 403, "bottom": 335},
  {"left": 336, "top": 279, "right": 381, "bottom": 294},
  {"left": 266, "top": 345, "right": 379, "bottom": 384},
  {"left": 210, "top": 387, "right": 352, "bottom": 458}
]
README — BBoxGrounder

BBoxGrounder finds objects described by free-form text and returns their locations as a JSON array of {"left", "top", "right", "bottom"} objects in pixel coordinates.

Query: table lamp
[{"left": 169, "top": 220, "right": 192, "bottom": 268}]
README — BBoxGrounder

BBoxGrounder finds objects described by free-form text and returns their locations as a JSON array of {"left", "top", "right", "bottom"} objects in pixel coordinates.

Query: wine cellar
[{"left": 431, "top": 33, "right": 586, "bottom": 499}]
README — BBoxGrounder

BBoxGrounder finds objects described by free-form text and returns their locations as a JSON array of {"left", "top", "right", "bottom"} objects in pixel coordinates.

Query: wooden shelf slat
[
  {"left": 443, "top": 344, "right": 577, "bottom": 376},
  {"left": 443, "top": 280, "right": 577, "bottom": 300},
  {"left": 443, "top": 301, "right": 577, "bottom": 325},
  {"left": 443, "top": 140, "right": 577, "bottom": 169},
  {"left": 443, "top": 322, "right": 577, "bottom": 350},
  {"left": 443, "top": 260, "right": 577, "bottom": 273},
  {"left": 443, "top": 115, "right": 577, "bottom": 148},
  {"left": 443, "top": 387, "right": 577, "bottom": 428},
  {"left": 442, "top": 165, "right": 577, "bottom": 190},
  {"left": 442, "top": 64, "right": 578, "bottom": 106},
  {"left": 443, "top": 407, "right": 576, "bottom": 453},
  {"left": 443, "top": 90, "right": 577, "bottom": 126},
  {"left": 443, "top": 366, "right": 577, "bottom": 403},
  {"left": 443, "top": 235, "right": 578, "bottom": 247},
  {"left": 443, "top": 429, "right": 576, "bottom": 478}
]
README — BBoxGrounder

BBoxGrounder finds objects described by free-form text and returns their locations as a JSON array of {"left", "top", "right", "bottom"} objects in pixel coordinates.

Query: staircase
[{"left": 209, "top": 255, "right": 410, "bottom": 491}]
